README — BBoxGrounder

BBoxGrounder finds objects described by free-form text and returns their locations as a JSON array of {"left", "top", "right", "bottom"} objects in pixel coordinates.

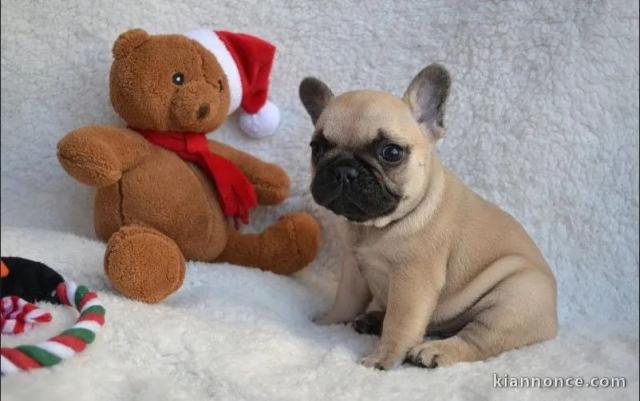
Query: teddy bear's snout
[
  {"left": 170, "top": 80, "right": 222, "bottom": 131},
  {"left": 197, "top": 104, "right": 210, "bottom": 119}
]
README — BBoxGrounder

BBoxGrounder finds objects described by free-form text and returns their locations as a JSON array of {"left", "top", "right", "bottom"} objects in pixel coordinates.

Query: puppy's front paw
[
  {"left": 406, "top": 339, "right": 464, "bottom": 368},
  {"left": 360, "top": 347, "right": 405, "bottom": 370}
]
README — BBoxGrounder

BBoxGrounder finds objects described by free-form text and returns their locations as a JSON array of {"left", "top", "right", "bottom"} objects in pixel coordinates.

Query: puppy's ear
[
  {"left": 113, "top": 29, "right": 150, "bottom": 60},
  {"left": 299, "top": 77, "right": 334, "bottom": 125},
  {"left": 403, "top": 64, "right": 451, "bottom": 140}
]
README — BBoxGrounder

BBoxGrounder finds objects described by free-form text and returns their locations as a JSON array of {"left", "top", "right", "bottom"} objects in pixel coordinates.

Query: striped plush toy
[
  {"left": 1, "top": 295, "right": 53, "bottom": 334},
  {"left": 0, "top": 257, "right": 106, "bottom": 375}
]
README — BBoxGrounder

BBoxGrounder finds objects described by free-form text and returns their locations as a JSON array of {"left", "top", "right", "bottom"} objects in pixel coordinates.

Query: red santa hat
[{"left": 185, "top": 29, "right": 280, "bottom": 138}]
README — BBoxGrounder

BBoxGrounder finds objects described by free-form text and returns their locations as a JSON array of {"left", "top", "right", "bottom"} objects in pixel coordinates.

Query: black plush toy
[{"left": 0, "top": 257, "right": 64, "bottom": 303}]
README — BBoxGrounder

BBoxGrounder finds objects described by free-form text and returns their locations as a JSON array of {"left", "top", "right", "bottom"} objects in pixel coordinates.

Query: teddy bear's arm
[
  {"left": 207, "top": 140, "right": 290, "bottom": 205},
  {"left": 57, "top": 125, "right": 152, "bottom": 187}
]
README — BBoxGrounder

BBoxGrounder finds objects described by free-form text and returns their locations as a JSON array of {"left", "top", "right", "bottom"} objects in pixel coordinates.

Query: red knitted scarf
[{"left": 133, "top": 129, "right": 257, "bottom": 224}]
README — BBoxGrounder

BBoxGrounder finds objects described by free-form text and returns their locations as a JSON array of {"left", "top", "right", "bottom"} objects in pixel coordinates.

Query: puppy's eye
[
  {"left": 310, "top": 139, "right": 324, "bottom": 158},
  {"left": 218, "top": 79, "right": 224, "bottom": 92},
  {"left": 172, "top": 72, "right": 185, "bottom": 86},
  {"left": 379, "top": 144, "right": 404, "bottom": 164}
]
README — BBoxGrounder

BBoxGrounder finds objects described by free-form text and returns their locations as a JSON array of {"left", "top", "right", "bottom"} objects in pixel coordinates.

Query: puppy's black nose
[{"left": 334, "top": 165, "right": 359, "bottom": 183}]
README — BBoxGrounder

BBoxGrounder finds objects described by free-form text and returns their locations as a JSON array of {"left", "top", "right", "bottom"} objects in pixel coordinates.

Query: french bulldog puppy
[{"left": 299, "top": 64, "right": 558, "bottom": 370}]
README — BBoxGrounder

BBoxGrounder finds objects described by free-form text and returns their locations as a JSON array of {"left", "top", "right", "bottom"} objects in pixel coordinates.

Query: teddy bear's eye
[
  {"left": 172, "top": 72, "right": 185, "bottom": 86},
  {"left": 218, "top": 79, "right": 224, "bottom": 92}
]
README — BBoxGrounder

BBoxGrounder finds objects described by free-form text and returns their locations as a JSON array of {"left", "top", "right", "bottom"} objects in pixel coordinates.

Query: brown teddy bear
[{"left": 56, "top": 29, "right": 321, "bottom": 303}]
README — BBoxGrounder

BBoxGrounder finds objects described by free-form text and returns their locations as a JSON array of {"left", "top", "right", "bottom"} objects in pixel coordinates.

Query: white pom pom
[{"left": 238, "top": 100, "right": 281, "bottom": 139}]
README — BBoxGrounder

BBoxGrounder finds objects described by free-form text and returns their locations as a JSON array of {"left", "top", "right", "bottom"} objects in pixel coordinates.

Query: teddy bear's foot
[
  {"left": 105, "top": 224, "right": 186, "bottom": 303},
  {"left": 217, "top": 212, "right": 321, "bottom": 274}
]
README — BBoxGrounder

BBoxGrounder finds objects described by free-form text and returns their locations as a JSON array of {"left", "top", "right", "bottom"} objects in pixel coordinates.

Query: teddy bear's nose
[{"left": 197, "top": 104, "right": 210, "bottom": 119}]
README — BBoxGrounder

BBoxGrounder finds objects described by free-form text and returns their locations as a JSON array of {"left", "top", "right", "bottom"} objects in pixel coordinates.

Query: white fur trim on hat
[
  {"left": 238, "top": 100, "right": 281, "bottom": 139},
  {"left": 185, "top": 29, "right": 242, "bottom": 113}
]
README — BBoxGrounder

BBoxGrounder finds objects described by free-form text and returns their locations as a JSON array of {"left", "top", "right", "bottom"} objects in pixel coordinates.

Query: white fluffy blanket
[
  {"left": 1, "top": 0, "right": 638, "bottom": 400},
  {"left": 1, "top": 226, "right": 638, "bottom": 401}
]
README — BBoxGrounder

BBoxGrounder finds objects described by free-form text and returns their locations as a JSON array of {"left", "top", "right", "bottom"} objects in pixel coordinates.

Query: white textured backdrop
[{"left": 1, "top": 1, "right": 638, "bottom": 400}]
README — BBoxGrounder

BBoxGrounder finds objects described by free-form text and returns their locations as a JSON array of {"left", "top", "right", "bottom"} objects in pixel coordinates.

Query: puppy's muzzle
[
  {"left": 312, "top": 159, "right": 359, "bottom": 206},
  {"left": 334, "top": 164, "right": 358, "bottom": 184},
  {"left": 311, "top": 157, "right": 400, "bottom": 222}
]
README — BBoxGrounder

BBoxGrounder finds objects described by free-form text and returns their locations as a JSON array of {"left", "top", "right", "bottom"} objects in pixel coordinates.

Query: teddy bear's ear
[{"left": 112, "top": 29, "right": 150, "bottom": 60}]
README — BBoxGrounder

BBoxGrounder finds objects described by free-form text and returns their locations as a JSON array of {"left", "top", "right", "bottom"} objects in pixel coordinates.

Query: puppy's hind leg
[
  {"left": 351, "top": 310, "right": 385, "bottom": 336},
  {"left": 407, "top": 268, "right": 558, "bottom": 368}
]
